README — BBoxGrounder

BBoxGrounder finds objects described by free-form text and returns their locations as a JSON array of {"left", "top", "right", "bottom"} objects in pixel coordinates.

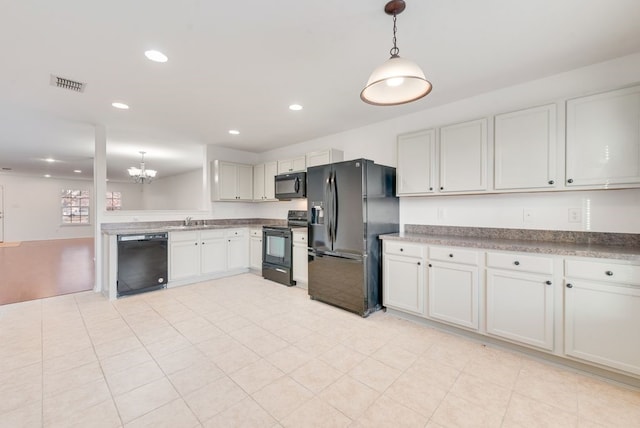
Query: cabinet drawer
[
  {"left": 565, "top": 259, "right": 640, "bottom": 285},
  {"left": 293, "top": 230, "right": 307, "bottom": 244},
  {"left": 487, "top": 252, "right": 553, "bottom": 274},
  {"left": 430, "top": 246, "right": 479, "bottom": 265},
  {"left": 384, "top": 241, "right": 424, "bottom": 258},
  {"left": 170, "top": 231, "right": 199, "bottom": 242},
  {"left": 250, "top": 228, "right": 262, "bottom": 237},
  {"left": 225, "top": 229, "right": 246, "bottom": 238}
]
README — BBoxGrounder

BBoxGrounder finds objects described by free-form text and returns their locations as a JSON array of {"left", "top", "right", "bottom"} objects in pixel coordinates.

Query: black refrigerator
[{"left": 307, "top": 159, "right": 399, "bottom": 317}]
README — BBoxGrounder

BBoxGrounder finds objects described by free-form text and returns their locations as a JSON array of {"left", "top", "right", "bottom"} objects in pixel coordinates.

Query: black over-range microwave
[{"left": 275, "top": 171, "right": 306, "bottom": 200}]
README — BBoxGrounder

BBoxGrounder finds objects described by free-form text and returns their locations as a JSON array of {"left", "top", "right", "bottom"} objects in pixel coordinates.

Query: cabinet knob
[
  {"left": 567, "top": 178, "right": 574, "bottom": 184},
  {"left": 545, "top": 280, "right": 552, "bottom": 285},
  {"left": 548, "top": 180, "right": 554, "bottom": 185},
  {"left": 417, "top": 262, "right": 421, "bottom": 266},
  {"left": 566, "top": 283, "right": 573, "bottom": 288},
  {"left": 440, "top": 186, "right": 444, "bottom": 190},
  {"left": 400, "top": 248, "right": 403, "bottom": 252},
  {"left": 195, "top": 242, "right": 198, "bottom": 245},
  {"left": 514, "top": 261, "right": 520, "bottom": 266},
  {"left": 605, "top": 270, "right": 614, "bottom": 276},
  {"left": 428, "top": 263, "right": 432, "bottom": 267},
  {"left": 449, "top": 254, "right": 453, "bottom": 258},
  {"left": 429, "top": 187, "right": 433, "bottom": 191},
  {"left": 202, "top": 242, "right": 205, "bottom": 245}
]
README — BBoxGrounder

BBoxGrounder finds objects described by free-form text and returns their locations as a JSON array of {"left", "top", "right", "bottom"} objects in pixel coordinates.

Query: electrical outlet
[
  {"left": 437, "top": 207, "right": 446, "bottom": 221},
  {"left": 568, "top": 208, "right": 582, "bottom": 223},
  {"left": 523, "top": 209, "right": 533, "bottom": 223}
]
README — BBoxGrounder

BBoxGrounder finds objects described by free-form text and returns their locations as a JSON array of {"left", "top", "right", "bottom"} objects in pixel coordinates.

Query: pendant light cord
[{"left": 390, "top": 13, "right": 399, "bottom": 57}]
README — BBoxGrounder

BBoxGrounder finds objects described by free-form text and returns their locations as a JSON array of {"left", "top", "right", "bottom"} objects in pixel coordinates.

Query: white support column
[{"left": 93, "top": 124, "right": 107, "bottom": 293}]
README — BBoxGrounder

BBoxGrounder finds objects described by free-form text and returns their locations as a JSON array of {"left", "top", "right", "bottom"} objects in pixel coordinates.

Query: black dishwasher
[{"left": 117, "top": 233, "right": 168, "bottom": 297}]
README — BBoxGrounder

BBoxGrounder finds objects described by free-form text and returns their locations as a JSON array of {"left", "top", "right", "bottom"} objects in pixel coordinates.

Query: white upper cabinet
[
  {"left": 277, "top": 156, "right": 306, "bottom": 174},
  {"left": 397, "top": 129, "right": 436, "bottom": 195},
  {"left": 253, "top": 161, "right": 278, "bottom": 201},
  {"left": 306, "top": 149, "right": 344, "bottom": 169},
  {"left": 439, "top": 118, "right": 488, "bottom": 193},
  {"left": 494, "top": 104, "right": 557, "bottom": 190},
  {"left": 212, "top": 161, "right": 254, "bottom": 201},
  {"left": 566, "top": 85, "right": 640, "bottom": 187}
]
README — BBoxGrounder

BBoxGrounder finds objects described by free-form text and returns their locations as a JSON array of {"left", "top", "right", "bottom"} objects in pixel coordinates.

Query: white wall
[
  {"left": 242, "top": 52, "right": 640, "bottom": 234},
  {"left": 0, "top": 174, "right": 94, "bottom": 241}
]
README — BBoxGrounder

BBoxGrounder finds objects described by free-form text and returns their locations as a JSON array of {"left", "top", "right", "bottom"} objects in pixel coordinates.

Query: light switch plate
[{"left": 568, "top": 208, "right": 582, "bottom": 223}]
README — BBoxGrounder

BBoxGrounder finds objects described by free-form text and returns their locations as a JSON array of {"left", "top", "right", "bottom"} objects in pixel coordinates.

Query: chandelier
[
  {"left": 128, "top": 151, "right": 157, "bottom": 183},
  {"left": 360, "top": 0, "right": 432, "bottom": 106}
]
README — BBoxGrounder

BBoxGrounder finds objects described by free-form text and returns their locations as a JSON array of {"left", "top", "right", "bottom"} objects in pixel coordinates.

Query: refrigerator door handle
[
  {"left": 324, "top": 174, "right": 332, "bottom": 243},
  {"left": 332, "top": 170, "right": 338, "bottom": 242}
]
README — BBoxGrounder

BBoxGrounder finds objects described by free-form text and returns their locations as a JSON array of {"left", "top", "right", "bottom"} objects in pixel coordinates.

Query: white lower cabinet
[
  {"left": 249, "top": 228, "right": 262, "bottom": 271},
  {"left": 226, "top": 229, "right": 249, "bottom": 271},
  {"left": 383, "top": 242, "right": 425, "bottom": 315},
  {"left": 485, "top": 252, "right": 555, "bottom": 350},
  {"left": 292, "top": 229, "right": 308, "bottom": 286},
  {"left": 170, "top": 228, "right": 248, "bottom": 284},
  {"left": 426, "top": 246, "right": 480, "bottom": 330},
  {"left": 564, "top": 259, "right": 640, "bottom": 376},
  {"left": 170, "top": 231, "right": 202, "bottom": 280}
]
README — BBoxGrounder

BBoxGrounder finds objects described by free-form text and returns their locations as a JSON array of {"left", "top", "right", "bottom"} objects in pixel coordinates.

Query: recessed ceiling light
[
  {"left": 112, "top": 102, "right": 129, "bottom": 110},
  {"left": 44, "top": 174, "right": 51, "bottom": 178},
  {"left": 289, "top": 104, "right": 303, "bottom": 111},
  {"left": 45, "top": 158, "right": 55, "bottom": 163},
  {"left": 228, "top": 130, "right": 240, "bottom": 135},
  {"left": 74, "top": 169, "right": 82, "bottom": 173},
  {"left": 145, "top": 50, "right": 168, "bottom": 63}
]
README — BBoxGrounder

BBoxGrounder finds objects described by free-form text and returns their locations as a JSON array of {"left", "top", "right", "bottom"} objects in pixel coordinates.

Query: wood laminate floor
[{"left": 0, "top": 238, "right": 94, "bottom": 305}]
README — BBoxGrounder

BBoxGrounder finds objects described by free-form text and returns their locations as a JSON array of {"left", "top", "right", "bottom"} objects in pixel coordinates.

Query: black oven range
[{"left": 262, "top": 210, "right": 307, "bottom": 286}]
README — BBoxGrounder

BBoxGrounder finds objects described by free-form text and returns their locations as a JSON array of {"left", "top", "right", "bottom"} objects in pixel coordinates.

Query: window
[
  {"left": 106, "top": 191, "right": 122, "bottom": 211},
  {"left": 61, "top": 189, "right": 90, "bottom": 224}
]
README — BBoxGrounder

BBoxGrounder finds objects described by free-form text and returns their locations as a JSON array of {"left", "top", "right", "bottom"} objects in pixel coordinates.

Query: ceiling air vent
[{"left": 50, "top": 75, "right": 86, "bottom": 93}]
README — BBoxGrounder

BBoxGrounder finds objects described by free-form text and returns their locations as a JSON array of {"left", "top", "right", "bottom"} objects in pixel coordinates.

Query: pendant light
[
  {"left": 361, "top": 0, "right": 432, "bottom": 106},
  {"left": 128, "top": 151, "right": 157, "bottom": 183}
]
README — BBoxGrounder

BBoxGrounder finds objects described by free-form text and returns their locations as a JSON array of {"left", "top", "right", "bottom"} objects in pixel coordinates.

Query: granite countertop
[
  {"left": 380, "top": 225, "right": 640, "bottom": 262},
  {"left": 101, "top": 218, "right": 287, "bottom": 236}
]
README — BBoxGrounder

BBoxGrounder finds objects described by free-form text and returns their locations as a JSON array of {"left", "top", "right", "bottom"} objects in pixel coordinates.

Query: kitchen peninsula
[{"left": 101, "top": 218, "right": 286, "bottom": 300}]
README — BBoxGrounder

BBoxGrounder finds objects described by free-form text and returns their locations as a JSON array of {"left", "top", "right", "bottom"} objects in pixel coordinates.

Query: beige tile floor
[{"left": 1, "top": 273, "right": 639, "bottom": 428}]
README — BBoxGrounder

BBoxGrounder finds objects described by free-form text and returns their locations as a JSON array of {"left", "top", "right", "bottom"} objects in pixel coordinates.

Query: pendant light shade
[{"left": 361, "top": 0, "right": 432, "bottom": 106}]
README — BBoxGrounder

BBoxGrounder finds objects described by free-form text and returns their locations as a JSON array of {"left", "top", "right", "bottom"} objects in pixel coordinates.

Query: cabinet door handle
[
  {"left": 548, "top": 180, "right": 554, "bottom": 185},
  {"left": 514, "top": 261, "right": 520, "bottom": 266},
  {"left": 545, "top": 280, "right": 552, "bottom": 285},
  {"left": 566, "top": 283, "right": 573, "bottom": 288},
  {"left": 567, "top": 178, "right": 574, "bottom": 184},
  {"left": 605, "top": 270, "right": 614, "bottom": 276}
]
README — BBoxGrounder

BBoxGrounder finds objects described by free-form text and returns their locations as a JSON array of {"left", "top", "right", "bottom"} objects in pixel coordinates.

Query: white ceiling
[{"left": 1, "top": 0, "right": 640, "bottom": 181}]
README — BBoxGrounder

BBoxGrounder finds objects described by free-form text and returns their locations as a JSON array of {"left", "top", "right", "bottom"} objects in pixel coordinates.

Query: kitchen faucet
[{"left": 184, "top": 216, "right": 192, "bottom": 226}]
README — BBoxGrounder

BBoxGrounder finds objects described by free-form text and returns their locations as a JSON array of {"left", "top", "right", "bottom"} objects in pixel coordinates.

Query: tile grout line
[{"left": 75, "top": 294, "right": 124, "bottom": 427}]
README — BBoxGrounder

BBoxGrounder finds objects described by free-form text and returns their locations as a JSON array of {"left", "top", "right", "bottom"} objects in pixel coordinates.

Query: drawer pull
[
  {"left": 400, "top": 248, "right": 404, "bottom": 252},
  {"left": 566, "top": 283, "right": 573, "bottom": 288},
  {"left": 428, "top": 264, "right": 432, "bottom": 267},
  {"left": 417, "top": 262, "right": 421, "bottom": 266},
  {"left": 514, "top": 261, "right": 520, "bottom": 266},
  {"left": 545, "top": 280, "right": 552, "bottom": 285},
  {"left": 449, "top": 254, "right": 454, "bottom": 258},
  {"left": 605, "top": 270, "right": 614, "bottom": 276}
]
